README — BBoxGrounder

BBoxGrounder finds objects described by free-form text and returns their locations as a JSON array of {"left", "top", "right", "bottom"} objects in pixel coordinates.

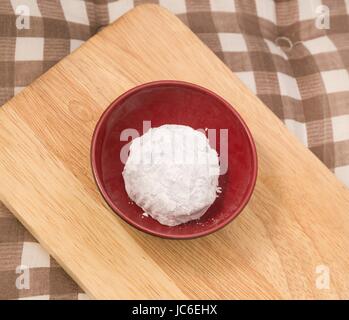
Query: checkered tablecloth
[{"left": 0, "top": 0, "right": 349, "bottom": 300}]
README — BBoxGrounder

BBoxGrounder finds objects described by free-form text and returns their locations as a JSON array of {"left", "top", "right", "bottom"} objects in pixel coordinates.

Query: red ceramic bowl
[{"left": 91, "top": 80, "right": 257, "bottom": 239}]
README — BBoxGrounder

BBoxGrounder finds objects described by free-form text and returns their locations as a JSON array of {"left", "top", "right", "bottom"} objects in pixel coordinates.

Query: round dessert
[{"left": 122, "top": 124, "right": 220, "bottom": 226}]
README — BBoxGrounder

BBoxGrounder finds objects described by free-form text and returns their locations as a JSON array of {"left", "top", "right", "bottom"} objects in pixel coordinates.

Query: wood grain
[{"left": 1, "top": 4, "right": 349, "bottom": 299}]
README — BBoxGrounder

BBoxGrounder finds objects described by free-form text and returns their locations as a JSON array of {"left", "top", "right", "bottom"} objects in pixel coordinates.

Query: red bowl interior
[{"left": 91, "top": 80, "right": 257, "bottom": 239}]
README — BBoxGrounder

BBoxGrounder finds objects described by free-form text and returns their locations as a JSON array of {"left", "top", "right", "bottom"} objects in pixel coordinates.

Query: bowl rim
[{"left": 91, "top": 80, "right": 258, "bottom": 239}]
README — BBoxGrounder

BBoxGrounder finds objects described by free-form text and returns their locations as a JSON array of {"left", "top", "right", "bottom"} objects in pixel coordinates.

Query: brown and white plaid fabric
[{"left": 0, "top": 0, "right": 349, "bottom": 299}]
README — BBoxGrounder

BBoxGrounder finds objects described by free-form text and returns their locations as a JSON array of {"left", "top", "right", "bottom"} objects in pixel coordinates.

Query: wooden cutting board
[{"left": 1, "top": 4, "right": 349, "bottom": 299}]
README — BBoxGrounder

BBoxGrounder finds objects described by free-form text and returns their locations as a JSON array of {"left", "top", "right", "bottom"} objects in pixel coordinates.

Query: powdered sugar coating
[{"left": 122, "top": 124, "right": 220, "bottom": 226}]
